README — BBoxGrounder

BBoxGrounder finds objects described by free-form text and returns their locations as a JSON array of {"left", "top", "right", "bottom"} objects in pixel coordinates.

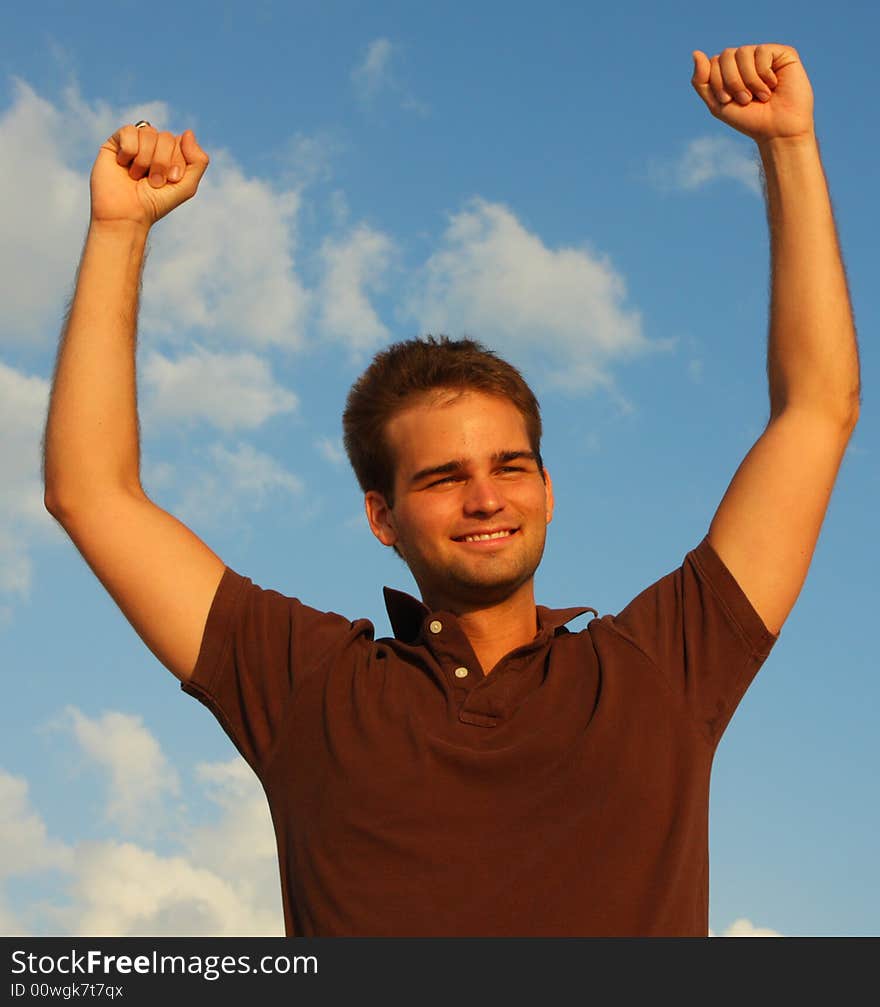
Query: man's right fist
[{"left": 90, "top": 124, "right": 210, "bottom": 228}]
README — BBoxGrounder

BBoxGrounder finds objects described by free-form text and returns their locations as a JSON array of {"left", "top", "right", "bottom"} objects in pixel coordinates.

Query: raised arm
[
  {"left": 43, "top": 124, "right": 226, "bottom": 681},
  {"left": 691, "top": 44, "right": 860, "bottom": 636}
]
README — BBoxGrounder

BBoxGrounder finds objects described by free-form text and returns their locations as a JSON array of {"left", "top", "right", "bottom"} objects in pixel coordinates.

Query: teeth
[{"left": 462, "top": 530, "right": 512, "bottom": 542}]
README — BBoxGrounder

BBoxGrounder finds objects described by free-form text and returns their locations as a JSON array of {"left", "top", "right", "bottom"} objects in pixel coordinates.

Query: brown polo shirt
[{"left": 182, "top": 535, "right": 777, "bottom": 936}]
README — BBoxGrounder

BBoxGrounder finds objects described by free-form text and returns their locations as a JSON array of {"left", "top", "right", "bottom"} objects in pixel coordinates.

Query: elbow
[
  {"left": 44, "top": 483, "right": 73, "bottom": 520},
  {"left": 768, "top": 370, "right": 862, "bottom": 429},
  {"left": 44, "top": 488, "right": 64, "bottom": 519},
  {"left": 843, "top": 387, "right": 861, "bottom": 432},
  {"left": 831, "top": 400, "right": 859, "bottom": 438},
  {"left": 769, "top": 390, "right": 860, "bottom": 433}
]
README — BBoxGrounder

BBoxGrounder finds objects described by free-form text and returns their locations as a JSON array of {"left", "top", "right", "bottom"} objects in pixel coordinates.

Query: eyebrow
[{"left": 408, "top": 450, "right": 538, "bottom": 485}]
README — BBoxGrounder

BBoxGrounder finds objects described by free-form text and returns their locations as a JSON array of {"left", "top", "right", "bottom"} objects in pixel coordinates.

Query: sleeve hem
[
  {"left": 690, "top": 535, "right": 779, "bottom": 661},
  {"left": 181, "top": 566, "right": 250, "bottom": 701}
]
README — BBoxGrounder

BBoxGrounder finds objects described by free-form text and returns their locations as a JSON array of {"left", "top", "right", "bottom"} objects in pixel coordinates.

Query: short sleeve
[
  {"left": 181, "top": 566, "right": 362, "bottom": 773},
  {"left": 604, "top": 536, "right": 779, "bottom": 745}
]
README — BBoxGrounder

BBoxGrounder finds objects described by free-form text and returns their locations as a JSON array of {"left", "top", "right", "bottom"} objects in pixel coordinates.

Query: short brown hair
[{"left": 342, "top": 335, "right": 543, "bottom": 505}]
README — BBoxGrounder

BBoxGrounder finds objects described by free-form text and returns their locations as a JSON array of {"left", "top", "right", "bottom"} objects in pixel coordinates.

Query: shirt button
[
  {"left": 429, "top": 620, "right": 443, "bottom": 634},
  {"left": 454, "top": 666, "right": 469, "bottom": 678}
]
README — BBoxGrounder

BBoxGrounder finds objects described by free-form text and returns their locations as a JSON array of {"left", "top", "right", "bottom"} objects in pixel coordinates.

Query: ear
[
  {"left": 365, "top": 491, "right": 398, "bottom": 548},
  {"left": 542, "top": 467, "right": 554, "bottom": 526}
]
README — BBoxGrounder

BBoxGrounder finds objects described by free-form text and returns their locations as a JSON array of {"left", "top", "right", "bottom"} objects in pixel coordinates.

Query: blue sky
[{"left": 1, "top": 1, "right": 876, "bottom": 937}]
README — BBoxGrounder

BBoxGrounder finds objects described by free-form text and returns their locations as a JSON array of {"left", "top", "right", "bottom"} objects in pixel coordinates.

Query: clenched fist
[
  {"left": 691, "top": 44, "right": 815, "bottom": 144},
  {"left": 90, "top": 124, "right": 210, "bottom": 229}
]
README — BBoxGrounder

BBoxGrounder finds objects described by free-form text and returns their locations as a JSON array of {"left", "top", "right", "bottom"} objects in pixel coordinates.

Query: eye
[{"left": 428, "top": 475, "right": 461, "bottom": 487}]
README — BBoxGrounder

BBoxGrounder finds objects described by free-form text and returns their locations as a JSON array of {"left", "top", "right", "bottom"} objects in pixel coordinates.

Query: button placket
[{"left": 423, "top": 615, "right": 480, "bottom": 692}]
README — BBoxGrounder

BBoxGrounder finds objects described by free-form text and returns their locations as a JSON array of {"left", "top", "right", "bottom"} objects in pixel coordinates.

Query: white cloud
[
  {"left": 183, "top": 759, "right": 279, "bottom": 888},
  {"left": 0, "top": 78, "right": 313, "bottom": 624},
  {"left": 209, "top": 441, "right": 303, "bottom": 500},
  {"left": 405, "top": 198, "right": 663, "bottom": 391},
  {"left": 0, "top": 528, "right": 32, "bottom": 604},
  {"left": 282, "top": 130, "right": 344, "bottom": 188},
  {"left": 174, "top": 441, "right": 303, "bottom": 530},
  {"left": 1, "top": 712, "right": 281, "bottom": 936},
  {"left": 0, "top": 359, "right": 47, "bottom": 527},
  {"left": 0, "top": 79, "right": 169, "bottom": 347},
  {"left": 657, "top": 135, "right": 761, "bottom": 196},
  {"left": 0, "top": 80, "right": 90, "bottom": 347},
  {"left": 328, "top": 189, "right": 351, "bottom": 227},
  {"left": 60, "top": 708, "right": 180, "bottom": 836},
  {"left": 141, "top": 345, "right": 298, "bottom": 432},
  {"left": 57, "top": 80, "right": 171, "bottom": 161},
  {"left": 351, "top": 38, "right": 428, "bottom": 115},
  {"left": 352, "top": 38, "right": 395, "bottom": 101},
  {"left": 142, "top": 148, "right": 309, "bottom": 350},
  {"left": 60, "top": 840, "right": 280, "bottom": 937},
  {"left": 0, "top": 895, "right": 24, "bottom": 936},
  {"left": 0, "top": 78, "right": 310, "bottom": 352},
  {"left": 316, "top": 436, "right": 346, "bottom": 466},
  {"left": 0, "top": 769, "right": 73, "bottom": 881},
  {"left": 316, "top": 224, "right": 394, "bottom": 351},
  {"left": 139, "top": 459, "right": 176, "bottom": 497},
  {"left": 0, "top": 359, "right": 66, "bottom": 605},
  {"left": 717, "top": 917, "right": 783, "bottom": 937}
]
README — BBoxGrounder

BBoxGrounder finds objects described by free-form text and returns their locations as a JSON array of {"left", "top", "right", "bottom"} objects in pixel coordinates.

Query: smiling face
[{"left": 365, "top": 389, "right": 553, "bottom": 612}]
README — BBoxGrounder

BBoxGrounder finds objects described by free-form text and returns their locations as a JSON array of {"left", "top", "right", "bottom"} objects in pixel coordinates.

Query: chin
[
  {"left": 401, "top": 538, "right": 546, "bottom": 606},
  {"left": 429, "top": 561, "right": 540, "bottom": 608}
]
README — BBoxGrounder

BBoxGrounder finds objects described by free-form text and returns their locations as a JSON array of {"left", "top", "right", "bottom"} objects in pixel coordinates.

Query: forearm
[
  {"left": 43, "top": 220, "right": 150, "bottom": 511},
  {"left": 759, "top": 134, "right": 860, "bottom": 425}
]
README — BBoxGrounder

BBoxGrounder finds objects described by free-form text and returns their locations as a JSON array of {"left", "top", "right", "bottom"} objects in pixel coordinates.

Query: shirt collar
[{"left": 383, "top": 586, "right": 596, "bottom": 644}]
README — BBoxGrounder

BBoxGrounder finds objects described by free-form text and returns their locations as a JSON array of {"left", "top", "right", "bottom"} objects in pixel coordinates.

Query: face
[{"left": 365, "top": 390, "right": 554, "bottom": 612}]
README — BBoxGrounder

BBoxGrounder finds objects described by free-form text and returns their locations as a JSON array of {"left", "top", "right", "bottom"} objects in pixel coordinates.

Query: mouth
[{"left": 452, "top": 528, "right": 518, "bottom": 544}]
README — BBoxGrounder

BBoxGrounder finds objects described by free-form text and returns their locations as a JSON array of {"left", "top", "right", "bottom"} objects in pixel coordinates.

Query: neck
[{"left": 423, "top": 581, "right": 539, "bottom": 676}]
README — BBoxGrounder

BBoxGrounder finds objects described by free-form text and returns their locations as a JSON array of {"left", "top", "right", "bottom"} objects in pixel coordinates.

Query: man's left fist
[{"left": 691, "top": 44, "right": 814, "bottom": 144}]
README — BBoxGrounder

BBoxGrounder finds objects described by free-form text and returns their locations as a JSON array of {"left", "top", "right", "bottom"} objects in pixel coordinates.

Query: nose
[{"left": 462, "top": 473, "right": 504, "bottom": 516}]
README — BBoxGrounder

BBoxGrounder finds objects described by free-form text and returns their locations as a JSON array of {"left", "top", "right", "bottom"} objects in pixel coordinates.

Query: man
[{"left": 43, "top": 43, "right": 859, "bottom": 936}]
